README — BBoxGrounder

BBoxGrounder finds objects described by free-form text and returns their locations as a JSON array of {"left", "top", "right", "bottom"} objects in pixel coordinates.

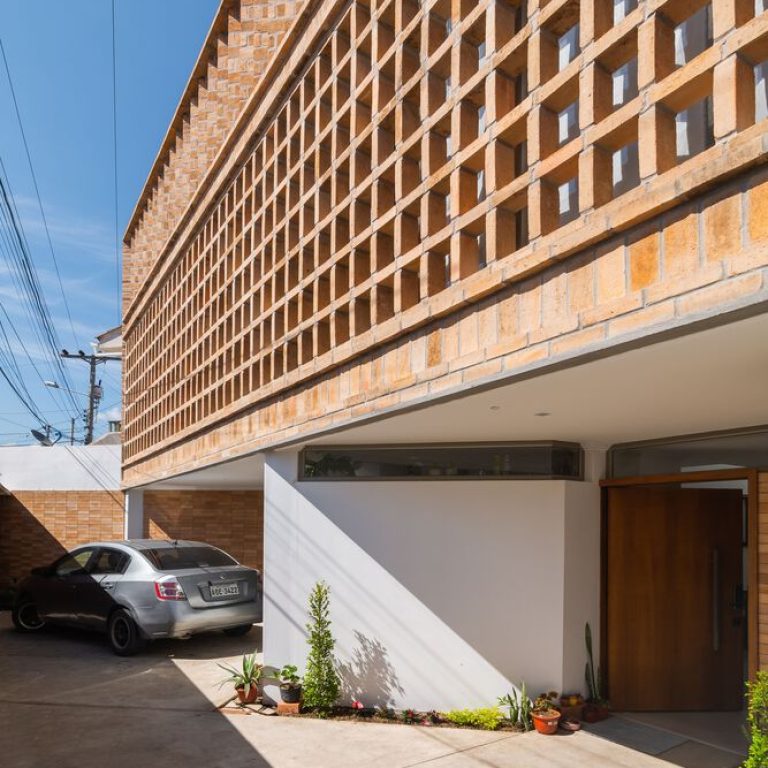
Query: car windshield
[{"left": 142, "top": 545, "right": 237, "bottom": 571}]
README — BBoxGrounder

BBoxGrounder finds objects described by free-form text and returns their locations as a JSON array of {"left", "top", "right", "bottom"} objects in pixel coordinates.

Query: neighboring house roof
[
  {"left": 0, "top": 445, "right": 121, "bottom": 492},
  {"left": 92, "top": 431, "right": 121, "bottom": 446},
  {"left": 92, "top": 325, "right": 122, "bottom": 358}
]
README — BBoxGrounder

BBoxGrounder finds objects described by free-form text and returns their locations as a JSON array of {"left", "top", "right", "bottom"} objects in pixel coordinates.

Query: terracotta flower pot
[
  {"left": 582, "top": 703, "right": 610, "bottom": 723},
  {"left": 236, "top": 684, "right": 259, "bottom": 704},
  {"left": 532, "top": 710, "right": 561, "bottom": 735}
]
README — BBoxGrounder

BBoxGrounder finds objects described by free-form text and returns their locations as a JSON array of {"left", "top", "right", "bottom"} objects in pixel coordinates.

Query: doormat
[{"left": 584, "top": 717, "right": 688, "bottom": 755}]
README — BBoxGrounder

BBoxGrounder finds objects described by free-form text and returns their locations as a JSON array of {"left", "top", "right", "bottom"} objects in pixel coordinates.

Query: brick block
[
  {"left": 596, "top": 244, "right": 627, "bottom": 303},
  {"left": 748, "top": 175, "right": 768, "bottom": 243},
  {"left": 713, "top": 56, "right": 755, "bottom": 138},
  {"left": 629, "top": 230, "right": 660, "bottom": 290},
  {"left": 704, "top": 193, "right": 742, "bottom": 261},
  {"left": 663, "top": 208, "right": 700, "bottom": 277}
]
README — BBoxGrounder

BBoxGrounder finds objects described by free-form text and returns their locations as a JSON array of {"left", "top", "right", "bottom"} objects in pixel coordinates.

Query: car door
[
  {"left": 37, "top": 548, "right": 97, "bottom": 624},
  {"left": 76, "top": 548, "right": 129, "bottom": 629}
]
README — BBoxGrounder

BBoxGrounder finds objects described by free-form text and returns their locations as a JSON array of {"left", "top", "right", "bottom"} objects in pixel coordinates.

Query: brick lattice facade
[
  {"left": 143, "top": 490, "right": 264, "bottom": 570},
  {"left": 123, "top": 0, "right": 768, "bottom": 485},
  {"left": 0, "top": 491, "right": 125, "bottom": 584}
]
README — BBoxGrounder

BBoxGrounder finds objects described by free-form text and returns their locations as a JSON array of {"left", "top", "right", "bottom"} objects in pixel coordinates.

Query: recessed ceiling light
[{"left": 535, "top": 411, "right": 551, "bottom": 417}]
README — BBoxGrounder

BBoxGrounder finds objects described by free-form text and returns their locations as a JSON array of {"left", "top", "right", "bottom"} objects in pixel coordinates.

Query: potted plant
[
  {"left": 218, "top": 651, "right": 263, "bottom": 705},
  {"left": 279, "top": 663, "right": 303, "bottom": 704},
  {"left": 531, "top": 693, "right": 561, "bottom": 735},
  {"left": 583, "top": 622, "right": 610, "bottom": 722}
]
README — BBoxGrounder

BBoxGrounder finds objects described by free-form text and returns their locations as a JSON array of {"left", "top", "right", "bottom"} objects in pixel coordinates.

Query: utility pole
[
  {"left": 69, "top": 417, "right": 75, "bottom": 446},
  {"left": 60, "top": 350, "right": 121, "bottom": 445}
]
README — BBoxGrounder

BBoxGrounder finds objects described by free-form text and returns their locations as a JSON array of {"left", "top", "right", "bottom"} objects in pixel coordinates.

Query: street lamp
[
  {"left": 43, "top": 380, "right": 95, "bottom": 445},
  {"left": 43, "top": 380, "right": 95, "bottom": 399}
]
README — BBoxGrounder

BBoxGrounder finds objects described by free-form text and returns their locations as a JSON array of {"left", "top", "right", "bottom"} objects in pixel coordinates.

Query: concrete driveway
[{"left": 0, "top": 613, "right": 713, "bottom": 768}]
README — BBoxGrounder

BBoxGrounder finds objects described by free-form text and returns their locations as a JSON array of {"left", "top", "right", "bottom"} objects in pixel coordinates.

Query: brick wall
[
  {"left": 0, "top": 491, "right": 125, "bottom": 585},
  {"left": 122, "top": 0, "right": 768, "bottom": 484},
  {"left": 143, "top": 490, "right": 263, "bottom": 570},
  {"left": 124, "top": 164, "right": 768, "bottom": 486}
]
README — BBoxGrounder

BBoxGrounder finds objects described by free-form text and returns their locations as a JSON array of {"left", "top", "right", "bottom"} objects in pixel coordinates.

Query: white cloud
[
  {"left": 13, "top": 195, "right": 117, "bottom": 263},
  {"left": 97, "top": 405, "right": 122, "bottom": 423}
]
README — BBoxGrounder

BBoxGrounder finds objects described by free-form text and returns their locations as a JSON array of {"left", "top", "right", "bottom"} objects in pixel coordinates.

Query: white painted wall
[
  {"left": 0, "top": 445, "right": 120, "bottom": 491},
  {"left": 263, "top": 449, "right": 601, "bottom": 711},
  {"left": 124, "top": 489, "right": 144, "bottom": 538},
  {"left": 562, "top": 481, "right": 602, "bottom": 693}
]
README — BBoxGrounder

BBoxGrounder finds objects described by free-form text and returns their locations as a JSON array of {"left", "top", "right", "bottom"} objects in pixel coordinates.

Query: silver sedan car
[{"left": 12, "top": 539, "right": 263, "bottom": 655}]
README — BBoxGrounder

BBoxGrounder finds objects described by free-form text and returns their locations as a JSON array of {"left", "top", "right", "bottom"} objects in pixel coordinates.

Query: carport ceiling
[
  {"left": 143, "top": 453, "right": 265, "bottom": 490},
  {"left": 312, "top": 311, "right": 768, "bottom": 448}
]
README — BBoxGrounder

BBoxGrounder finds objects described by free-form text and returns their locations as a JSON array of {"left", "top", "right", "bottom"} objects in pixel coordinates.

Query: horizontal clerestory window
[{"left": 300, "top": 442, "right": 583, "bottom": 480}]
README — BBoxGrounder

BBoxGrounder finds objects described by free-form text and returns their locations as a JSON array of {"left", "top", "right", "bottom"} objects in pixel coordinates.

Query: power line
[
  {"left": 0, "top": 162, "right": 81, "bottom": 416},
  {"left": 0, "top": 362, "right": 46, "bottom": 427},
  {"left": 0, "top": 299, "right": 74, "bottom": 417},
  {"left": 0, "top": 37, "right": 80, "bottom": 351},
  {"left": 111, "top": 0, "right": 121, "bottom": 326}
]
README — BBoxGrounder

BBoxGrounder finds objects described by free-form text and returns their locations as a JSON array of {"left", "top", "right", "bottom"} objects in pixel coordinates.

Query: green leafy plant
[
  {"left": 302, "top": 581, "right": 340, "bottom": 713},
  {"left": 498, "top": 692, "right": 519, "bottom": 723},
  {"left": 217, "top": 651, "right": 262, "bottom": 696},
  {"left": 745, "top": 670, "right": 768, "bottom": 768},
  {"left": 532, "top": 692, "right": 559, "bottom": 716},
  {"left": 498, "top": 682, "right": 533, "bottom": 730},
  {"left": 280, "top": 664, "right": 302, "bottom": 687},
  {"left": 444, "top": 707, "right": 504, "bottom": 731},
  {"left": 585, "top": 622, "right": 607, "bottom": 704}
]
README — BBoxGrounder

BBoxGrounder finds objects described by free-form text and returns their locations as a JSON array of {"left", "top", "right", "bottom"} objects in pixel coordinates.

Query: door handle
[
  {"left": 712, "top": 548, "right": 720, "bottom": 652},
  {"left": 102, "top": 582, "right": 115, "bottom": 590}
]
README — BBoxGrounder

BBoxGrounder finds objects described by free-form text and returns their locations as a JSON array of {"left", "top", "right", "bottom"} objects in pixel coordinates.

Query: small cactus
[{"left": 585, "top": 622, "right": 605, "bottom": 704}]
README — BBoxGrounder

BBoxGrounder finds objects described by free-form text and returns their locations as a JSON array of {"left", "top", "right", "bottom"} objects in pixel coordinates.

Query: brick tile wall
[
  {"left": 0, "top": 491, "right": 125, "bottom": 585},
  {"left": 122, "top": 0, "right": 768, "bottom": 478},
  {"left": 124, "top": 164, "right": 768, "bottom": 486},
  {"left": 143, "top": 490, "right": 263, "bottom": 570}
]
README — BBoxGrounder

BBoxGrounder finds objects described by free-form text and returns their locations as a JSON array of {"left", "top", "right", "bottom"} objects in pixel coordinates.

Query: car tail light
[{"left": 154, "top": 577, "right": 187, "bottom": 601}]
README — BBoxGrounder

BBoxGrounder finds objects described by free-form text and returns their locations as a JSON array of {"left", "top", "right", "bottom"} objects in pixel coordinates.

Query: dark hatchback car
[{"left": 12, "top": 539, "right": 263, "bottom": 655}]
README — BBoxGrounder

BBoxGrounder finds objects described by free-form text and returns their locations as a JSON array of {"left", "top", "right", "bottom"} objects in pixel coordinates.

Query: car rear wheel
[
  {"left": 12, "top": 600, "right": 45, "bottom": 632},
  {"left": 223, "top": 624, "right": 252, "bottom": 637},
  {"left": 108, "top": 609, "right": 146, "bottom": 656}
]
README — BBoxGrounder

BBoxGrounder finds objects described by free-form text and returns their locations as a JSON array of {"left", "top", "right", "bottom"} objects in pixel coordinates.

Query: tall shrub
[
  {"left": 746, "top": 670, "right": 768, "bottom": 768},
  {"left": 303, "top": 580, "right": 340, "bottom": 712}
]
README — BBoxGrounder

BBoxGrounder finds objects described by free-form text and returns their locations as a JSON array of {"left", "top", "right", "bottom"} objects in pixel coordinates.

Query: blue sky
[{"left": 0, "top": 0, "right": 218, "bottom": 444}]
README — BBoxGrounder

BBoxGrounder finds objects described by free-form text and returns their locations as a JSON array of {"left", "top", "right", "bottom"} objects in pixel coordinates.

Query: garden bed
[{"left": 219, "top": 699, "right": 525, "bottom": 732}]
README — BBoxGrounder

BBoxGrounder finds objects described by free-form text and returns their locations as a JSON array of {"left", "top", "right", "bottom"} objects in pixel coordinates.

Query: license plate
[{"left": 210, "top": 583, "right": 239, "bottom": 598}]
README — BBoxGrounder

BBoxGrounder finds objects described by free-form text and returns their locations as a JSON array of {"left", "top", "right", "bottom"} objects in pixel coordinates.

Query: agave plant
[
  {"left": 497, "top": 682, "right": 533, "bottom": 731},
  {"left": 217, "top": 651, "right": 263, "bottom": 696}
]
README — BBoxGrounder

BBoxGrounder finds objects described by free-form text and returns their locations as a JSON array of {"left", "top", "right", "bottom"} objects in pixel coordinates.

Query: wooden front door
[{"left": 606, "top": 485, "right": 744, "bottom": 711}]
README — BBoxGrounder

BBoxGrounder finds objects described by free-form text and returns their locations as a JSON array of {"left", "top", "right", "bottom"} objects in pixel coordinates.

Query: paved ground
[{"left": 0, "top": 613, "right": 742, "bottom": 768}]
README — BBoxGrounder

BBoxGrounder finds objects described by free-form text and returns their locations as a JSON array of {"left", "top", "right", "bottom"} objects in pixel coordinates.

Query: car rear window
[{"left": 142, "top": 546, "right": 237, "bottom": 571}]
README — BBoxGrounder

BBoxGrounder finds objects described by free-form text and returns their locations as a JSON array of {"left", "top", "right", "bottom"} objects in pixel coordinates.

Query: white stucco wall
[
  {"left": 0, "top": 445, "right": 120, "bottom": 491},
  {"left": 263, "top": 448, "right": 600, "bottom": 711}
]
